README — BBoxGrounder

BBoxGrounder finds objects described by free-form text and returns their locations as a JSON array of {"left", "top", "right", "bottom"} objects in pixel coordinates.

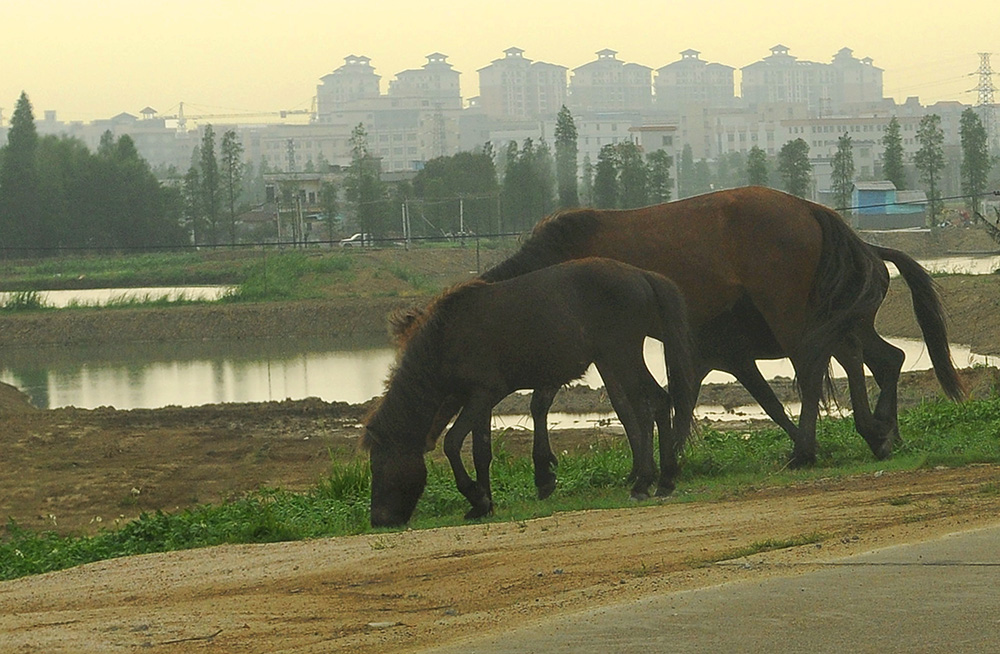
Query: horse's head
[{"left": 366, "top": 430, "right": 427, "bottom": 527}]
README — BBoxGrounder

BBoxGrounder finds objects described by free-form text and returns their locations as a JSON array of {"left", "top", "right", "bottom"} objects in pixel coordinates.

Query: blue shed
[{"left": 851, "top": 182, "right": 927, "bottom": 230}]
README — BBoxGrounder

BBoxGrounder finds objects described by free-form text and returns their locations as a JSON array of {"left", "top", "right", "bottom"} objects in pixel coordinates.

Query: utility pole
[{"left": 974, "top": 53, "right": 998, "bottom": 152}]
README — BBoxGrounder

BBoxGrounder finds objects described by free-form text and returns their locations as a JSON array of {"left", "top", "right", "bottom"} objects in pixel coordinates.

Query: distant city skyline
[{"left": 3, "top": 0, "right": 996, "bottom": 124}]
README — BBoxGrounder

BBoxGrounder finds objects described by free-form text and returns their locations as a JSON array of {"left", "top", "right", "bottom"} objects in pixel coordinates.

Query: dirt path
[{"left": 3, "top": 465, "right": 999, "bottom": 653}]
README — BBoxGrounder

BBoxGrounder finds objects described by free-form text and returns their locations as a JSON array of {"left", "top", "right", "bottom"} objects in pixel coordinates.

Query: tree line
[
  {"left": 2, "top": 91, "right": 994, "bottom": 256},
  {"left": 0, "top": 92, "right": 188, "bottom": 256}
]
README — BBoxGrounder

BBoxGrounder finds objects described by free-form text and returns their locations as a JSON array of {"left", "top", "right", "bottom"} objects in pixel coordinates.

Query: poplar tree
[
  {"left": 881, "top": 116, "right": 905, "bottom": 190},
  {"left": 220, "top": 130, "right": 244, "bottom": 243},
  {"left": 199, "top": 125, "right": 221, "bottom": 244},
  {"left": 831, "top": 133, "right": 855, "bottom": 210},
  {"left": 959, "top": 108, "right": 991, "bottom": 215},
  {"left": 915, "top": 114, "right": 945, "bottom": 223},
  {"left": 554, "top": 105, "right": 579, "bottom": 208}
]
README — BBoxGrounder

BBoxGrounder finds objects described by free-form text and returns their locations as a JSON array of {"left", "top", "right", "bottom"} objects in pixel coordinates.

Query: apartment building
[
  {"left": 654, "top": 50, "right": 736, "bottom": 114},
  {"left": 568, "top": 49, "right": 653, "bottom": 114},
  {"left": 476, "top": 47, "right": 568, "bottom": 120},
  {"left": 741, "top": 45, "right": 883, "bottom": 117}
]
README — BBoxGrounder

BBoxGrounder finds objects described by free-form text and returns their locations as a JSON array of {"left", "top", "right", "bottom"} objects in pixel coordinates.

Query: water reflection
[
  {"left": 1, "top": 336, "right": 395, "bottom": 410},
  {"left": 0, "top": 335, "right": 989, "bottom": 412}
]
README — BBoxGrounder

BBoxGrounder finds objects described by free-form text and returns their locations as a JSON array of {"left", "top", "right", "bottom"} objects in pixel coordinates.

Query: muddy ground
[{"left": 1, "top": 226, "right": 1000, "bottom": 653}]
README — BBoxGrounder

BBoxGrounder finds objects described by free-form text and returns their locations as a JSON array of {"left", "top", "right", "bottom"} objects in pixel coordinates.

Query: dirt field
[{"left": 2, "top": 226, "right": 1000, "bottom": 653}]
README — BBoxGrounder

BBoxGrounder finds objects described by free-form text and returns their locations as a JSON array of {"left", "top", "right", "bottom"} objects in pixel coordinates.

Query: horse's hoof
[
  {"left": 873, "top": 438, "right": 894, "bottom": 461},
  {"left": 464, "top": 502, "right": 493, "bottom": 521},
  {"left": 788, "top": 452, "right": 816, "bottom": 469},
  {"left": 629, "top": 490, "right": 650, "bottom": 502},
  {"left": 536, "top": 480, "right": 557, "bottom": 500},
  {"left": 655, "top": 484, "right": 675, "bottom": 498}
]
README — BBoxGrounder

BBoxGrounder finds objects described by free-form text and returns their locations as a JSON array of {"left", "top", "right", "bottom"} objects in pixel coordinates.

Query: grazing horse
[
  {"left": 364, "top": 258, "right": 697, "bottom": 527},
  {"left": 474, "top": 187, "right": 964, "bottom": 476}
]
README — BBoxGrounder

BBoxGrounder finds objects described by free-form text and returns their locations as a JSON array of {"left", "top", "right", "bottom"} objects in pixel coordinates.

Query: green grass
[
  {"left": 3, "top": 397, "right": 1000, "bottom": 582},
  {"left": 222, "top": 251, "right": 355, "bottom": 302}
]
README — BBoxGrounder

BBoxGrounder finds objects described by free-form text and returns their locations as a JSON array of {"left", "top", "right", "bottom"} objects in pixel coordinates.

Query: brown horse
[
  {"left": 364, "top": 258, "right": 697, "bottom": 527},
  {"left": 477, "top": 187, "right": 964, "bottom": 475}
]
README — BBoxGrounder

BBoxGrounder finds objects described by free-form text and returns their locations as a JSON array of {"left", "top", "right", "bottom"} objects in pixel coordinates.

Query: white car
[{"left": 339, "top": 233, "right": 371, "bottom": 247}]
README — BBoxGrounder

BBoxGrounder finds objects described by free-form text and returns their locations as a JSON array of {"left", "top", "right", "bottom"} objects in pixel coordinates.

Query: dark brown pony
[
  {"left": 364, "top": 258, "right": 696, "bottom": 527},
  {"left": 478, "top": 187, "right": 964, "bottom": 473}
]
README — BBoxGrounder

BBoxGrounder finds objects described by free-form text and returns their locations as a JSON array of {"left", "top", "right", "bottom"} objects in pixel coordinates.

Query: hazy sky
[{"left": 3, "top": 0, "right": 996, "bottom": 124}]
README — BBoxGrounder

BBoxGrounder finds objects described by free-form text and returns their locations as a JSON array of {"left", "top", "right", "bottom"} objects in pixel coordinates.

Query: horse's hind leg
[
  {"left": 833, "top": 334, "right": 893, "bottom": 460},
  {"left": 530, "top": 386, "right": 559, "bottom": 500},
  {"left": 596, "top": 359, "right": 657, "bottom": 500},
  {"left": 861, "top": 327, "right": 905, "bottom": 446},
  {"left": 789, "top": 358, "right": 827, "bottom": 467},
  {"left": 649, "top": 379, "right": 679, "bottom": 496}
]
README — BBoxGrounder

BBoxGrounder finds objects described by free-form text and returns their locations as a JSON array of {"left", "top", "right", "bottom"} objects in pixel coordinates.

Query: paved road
[{"left": 422, "top": 524, "right": 1000, "bottom": 654}]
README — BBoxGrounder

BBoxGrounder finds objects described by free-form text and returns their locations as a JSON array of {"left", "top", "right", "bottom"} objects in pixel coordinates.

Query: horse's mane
[
  {"left": 480, "top": 208, "right": 602, "bottom": 282},
  {"left": 363, "top": 279, "right": 488, "bottom": 451}
]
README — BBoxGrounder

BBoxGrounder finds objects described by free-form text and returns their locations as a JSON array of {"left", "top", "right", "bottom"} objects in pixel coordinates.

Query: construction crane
[{"left": 159, "top": 100, "right": 315, "bottom": 130}]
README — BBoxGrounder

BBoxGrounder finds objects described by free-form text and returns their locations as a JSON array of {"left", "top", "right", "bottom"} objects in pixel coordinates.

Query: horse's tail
[
  {"left": 871, "top": 245, "right": 966, "bottom": 401},
  {"left": 803, "top": 205, "right": 888, "bottom": 385},
  {"left": 642, "top": 270, "right": 697, "bottom": 447}
]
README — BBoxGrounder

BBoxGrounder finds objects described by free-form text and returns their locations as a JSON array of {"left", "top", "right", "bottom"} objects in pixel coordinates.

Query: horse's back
[{"left": 574, "top": 188, "right": 824, "bottom": 344}]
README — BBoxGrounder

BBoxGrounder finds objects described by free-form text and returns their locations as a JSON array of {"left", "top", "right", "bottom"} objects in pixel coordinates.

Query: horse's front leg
[
  {"left": 530, "top": 386, "right": 559, "bottom": 499},
  {"left": 468, "top": 410, "right": 495, "bottom": 520},
  {"left": 442, "top": 393, "right": 496, "bottom": 520}
]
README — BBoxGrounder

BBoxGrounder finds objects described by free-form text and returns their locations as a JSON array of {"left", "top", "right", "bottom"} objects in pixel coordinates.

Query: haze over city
[{"left": 3, "top": 0, "right": 997, "bottom": 123}]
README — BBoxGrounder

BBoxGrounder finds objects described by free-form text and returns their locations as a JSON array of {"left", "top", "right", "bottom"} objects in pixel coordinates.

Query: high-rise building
[{"left": 476, "top": 47, "right": 568, "bottom": 119}]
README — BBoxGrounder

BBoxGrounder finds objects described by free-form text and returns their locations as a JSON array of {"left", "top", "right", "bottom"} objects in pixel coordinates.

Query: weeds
[{"left": 0, "top": 290, "right": 45, "bottom": 312}]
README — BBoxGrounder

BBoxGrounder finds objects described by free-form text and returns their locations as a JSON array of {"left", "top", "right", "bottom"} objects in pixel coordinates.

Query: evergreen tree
[
  {"left": 554, "top": 106, "right": 579, "bottom": 208},
  {"left": 915, "top": 114, "right": 945, "bottom": 223},
  {"left": 881, "top": 116, "right": 905, "bottom": 190},
  {"left": 692, "top": 159, "right": 713, "bottom": 196},
  {"left": 747, "top": 145, "right": 768, "bottom": 186},
  {"left": 346, "top": 123, "right": 386, "bottom": 238},
  {"left": 580, "top": 153, "right": 594, "bottom": 206},
  {"left": 646, "top": 150, "right": 673, "bottom": 203},
  {"left": 616, "top": 141, "right": 649, "bottom": 209},
  {"left": 0, "top": 92, "right": 41, "bottom": 254},
  {"left": 220, "top": 130, "right": 245, "bottom": 243},
  {"left": 531, "top": 139, "right": 556, "bottom": 217},
  {"left": 959, "top": 108, "right": 991, "bottom": 215},
  {"left": 182, "top": 164, "right": 203, "bottom": 242},
  {"left": 677, "top": 144, "right": 695, "bottom": 198},
  {"left": 413, "top": 149, "right": 499, "bottom": 235},
  {"left": 199, "top": 125, "right": 221, "bottom": 244},
  {"left": 777, "top": 138, "right": 812, "bottom": 198},
  {"left": 831, "top": 132, "right": 855, "bottom": 210},
  {"left": 593, "top": 144, "right": 618, "bottom": 209},
  {"left": 319, "top": 180, "right": 339, "bottom": 242}
]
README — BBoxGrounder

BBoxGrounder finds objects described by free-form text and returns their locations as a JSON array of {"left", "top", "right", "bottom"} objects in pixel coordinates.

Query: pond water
[
  {"left": 0, "top": 257, "right": 994, "bottom": 420},
  {"left": 0, "top": 336, "right": 989, "bottom": 417},
  {"left": 0, "top": 286, "right": 234, "bottom": 308}
]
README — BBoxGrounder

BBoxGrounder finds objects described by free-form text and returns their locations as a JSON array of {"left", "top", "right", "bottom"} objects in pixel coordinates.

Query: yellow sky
[{"left": 3, "top": 0, "right": 996, "bottom": 123}]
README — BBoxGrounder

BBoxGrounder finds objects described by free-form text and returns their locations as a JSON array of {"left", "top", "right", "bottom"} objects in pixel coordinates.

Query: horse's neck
[
  {"left": 480, "top": 243, "right": 561, "bottom": 282},
  {"left": 372, "top": 365, "right": 445, "bottom": 450}
]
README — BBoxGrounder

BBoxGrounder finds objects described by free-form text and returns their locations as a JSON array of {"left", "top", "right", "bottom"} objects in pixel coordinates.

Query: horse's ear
[{"left": 388, "top": 307, "right": 424, "bottom": 344}]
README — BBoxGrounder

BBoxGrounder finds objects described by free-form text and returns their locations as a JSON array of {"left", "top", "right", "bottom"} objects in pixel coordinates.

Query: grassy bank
[
  {"left": 0, "top": 242, "right": 516, "bottom": 304},
  {"left": 3, "top": 396, "right": 999, "bottom": 581}
]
